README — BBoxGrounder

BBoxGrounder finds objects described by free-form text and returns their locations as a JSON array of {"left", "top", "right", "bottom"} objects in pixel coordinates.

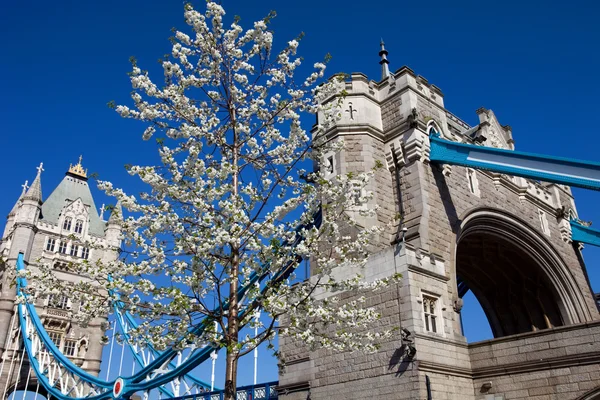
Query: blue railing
[{"left": 169, "top": 381, "right": 279, "bottom": 400}]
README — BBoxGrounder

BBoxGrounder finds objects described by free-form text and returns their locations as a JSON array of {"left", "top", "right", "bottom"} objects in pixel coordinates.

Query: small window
[
  {"left": 64, "top": 340, "right": 77, "bottom": 357},
  {"left": 63, "top": 217, "right": 72, "bottom": 231},
  {"left": 48, "top": 331, "right": 62, "bottom": 347},
  {"left": 324, "top": 154, "right": 335, "bottom": 176},
  {"left": 58, "top": 241, "right": 68, "bottom": 254},
  {"left": 81, "top": 247, "right": 90, "bottom": 260},
  {"left": 70, "top": 244, "right": 79, "bottom": 257},
  {"left": 74, "top": 220, "right": 83, "bottom": 234},
  {"left": 46, "top": 238, "right": 56, "bottom": 252},
  {"left": 466, "top": 168, "right": 480, "bottom": 197},
  {"left": 49, "top": 295, "right": 69, "bottom": 310},
  {"left": 422, "top": 295, "right": 439, "bottom": 333},
  {"left": 539, "top": 209, "right": 550, "bottom": 236}
]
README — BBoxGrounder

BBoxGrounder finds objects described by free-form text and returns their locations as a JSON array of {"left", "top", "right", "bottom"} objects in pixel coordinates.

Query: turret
[
  {"left": 105, "top": 200, "right": 123, "bottom": 249},
  {"left": 8, "top": 163, "right": 44, "bottom": 261},
  {"left": 2, "top": 181, "right": 28, "bottom": 241}
]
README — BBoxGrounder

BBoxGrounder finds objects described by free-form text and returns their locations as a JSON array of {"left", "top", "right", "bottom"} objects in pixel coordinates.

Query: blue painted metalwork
[
  {"left": 16, "top": 253, "right": 114, "bottom": 400},
  {"left": 571, "top": 220, "right": 600, "bottom": 247},
  {"left": 429, "top": 134, "right": 600, "bottom": 191},
  {"left": 169, "top": 381, "right": 279, "bottom": 400},
  {"left": 13, "top": 208, "right": 321, "bottom": 399}
]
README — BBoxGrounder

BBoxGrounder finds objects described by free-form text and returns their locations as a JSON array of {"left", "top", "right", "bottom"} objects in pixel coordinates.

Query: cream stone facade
[
  {"left": 279, "top": 51, "right": 600, "bottom": 400},
  {"left": 0, "top": 159, "right": 121, "bottom": 398}
]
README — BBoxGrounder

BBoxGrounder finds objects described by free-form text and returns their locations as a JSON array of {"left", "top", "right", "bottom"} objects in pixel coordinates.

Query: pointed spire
[
  {"left": 379, "top": 39, "right": 390, "bottom": 80},
  {"left": 108, "top": 200, "right": 123, "bottom": 224},
  {"left": 24, "top": 163, "right": 43, "bottom": 203},
  {"left": 8, "top": 180, "right": 29, "bottom": 216}
]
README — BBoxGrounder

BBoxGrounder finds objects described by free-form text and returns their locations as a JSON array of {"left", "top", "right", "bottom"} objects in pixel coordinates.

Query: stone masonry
[
  {"left": 0, "top": 159, "right": 121, "bottom": 397},
  {"left": 279, "top": 61, "right": 600, "bottom": 400}
]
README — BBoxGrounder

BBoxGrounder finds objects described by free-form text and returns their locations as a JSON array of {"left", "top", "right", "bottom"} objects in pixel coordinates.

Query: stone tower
[
  {"left": 0, "top": 158, "right": 122, "bottom": 397},
  {"left": 279, "top": 48, "right": 600, "bottom": 399}
]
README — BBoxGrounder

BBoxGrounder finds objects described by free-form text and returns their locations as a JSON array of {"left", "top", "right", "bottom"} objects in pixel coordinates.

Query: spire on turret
[
  {"left": 24, "top": 163, "right": 43, "bottom": 203},
  {"left": 379, "top": 39, "right": 390, "bottom": 81},
  {"left": 8, "top": 181, "right": 28, "bottom": 216},
  {"left": 68, "top": 155, "right": 88, "bottom": 179},
  {"left": 107, "top": 200, "right": 123, "bottom": 224}
]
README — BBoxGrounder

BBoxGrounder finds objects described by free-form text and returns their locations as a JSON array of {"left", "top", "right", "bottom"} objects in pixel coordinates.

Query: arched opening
[
  {"left": 460, "top": 290, "right": 493, "bottom": 342},
  {"left": 7, "top": 389, "right": 48, "bottom": 400},
  {"left": 455, "top": 210, "right": 591, "bottom": 339},
  {"left": 5, "top": 378, "right": 49, "bottom": 400},
  {"left": 457, "top": 231, "right": 563, "bottom": 337}
]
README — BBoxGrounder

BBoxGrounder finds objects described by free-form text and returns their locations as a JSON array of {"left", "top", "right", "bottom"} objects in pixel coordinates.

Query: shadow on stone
[{"left": 388, "top": 345, "right": 415, "bottom": 377}]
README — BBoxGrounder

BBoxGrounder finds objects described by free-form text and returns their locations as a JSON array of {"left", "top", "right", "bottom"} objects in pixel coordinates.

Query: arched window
[
  {"left": 58, "top": 241, "right": 68, "bottom": 254},
  {"left": 74, "top": 220, "right": 83, "bottom": 234},
  {"left": 63, "top": 217, "right": 72, "bottom": 231},
  {"left": 70, "top": 244, "right": 79, "bottom": 257},
  {"left": 46, "top": 237, "right": 56, "bottom": 252}
]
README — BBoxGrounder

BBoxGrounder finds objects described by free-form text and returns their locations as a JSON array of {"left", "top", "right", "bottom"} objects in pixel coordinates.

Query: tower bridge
[{"left": 1, "top": 47, "right": 600, "bottom": 400}]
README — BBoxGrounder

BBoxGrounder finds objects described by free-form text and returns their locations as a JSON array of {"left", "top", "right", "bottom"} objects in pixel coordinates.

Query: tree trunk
[
  {"left": 224, "top": 247, "right": 240, "bottom": 400},
  {"left": 225, "top": 110, "right": 240, "bottom": 400}
]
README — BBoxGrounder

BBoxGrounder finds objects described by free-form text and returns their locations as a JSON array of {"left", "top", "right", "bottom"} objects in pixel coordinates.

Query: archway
[{"left": 455, "top": 209, "right": 590, "bottom": 338}]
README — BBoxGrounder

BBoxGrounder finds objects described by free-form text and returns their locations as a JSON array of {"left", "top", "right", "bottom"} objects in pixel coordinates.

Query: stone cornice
[
  {"left": 468, "top": 320, "right": 600, "bottom": 349},
  {"left": 418, "top": 360, "right": 472, "bottom": 379},
  {"left": 320, "top": 124, "right": 385, "bottom": 142},
  {"left": 284, "top": 356, "right": 310, "bottom": 366},
  {"left": 472, "top": 350, "right": 600, "bottom": 380},
  {"left": 276, "top": 381, "right": 310, "bottom": 394},
  {"left": 407, "top": 264, "right": 449, "bottom": 282},
  {"left": 414, "top": 332, "right": 468, "bottom": 348}
]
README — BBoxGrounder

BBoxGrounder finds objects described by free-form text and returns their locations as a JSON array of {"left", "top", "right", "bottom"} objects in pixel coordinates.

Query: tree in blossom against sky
[
  {"left": 2, "top": 0, "right": 600, "bottom": 388},
  {"left": 23, "top": 2, "right": 399, "bottom": 398}
]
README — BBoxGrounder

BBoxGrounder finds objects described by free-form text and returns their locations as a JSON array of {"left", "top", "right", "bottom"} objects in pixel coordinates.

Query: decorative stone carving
[
  {"left": 453, "top": 298, "right": 464, "bottom": 313},
  {"left": 385, "top": 139, "right": 405, "bottom": 172}
]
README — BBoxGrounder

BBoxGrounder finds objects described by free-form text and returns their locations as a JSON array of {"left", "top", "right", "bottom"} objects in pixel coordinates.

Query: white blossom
[{"left": 26, "top": 3, "right": 396, "bottom": 398}]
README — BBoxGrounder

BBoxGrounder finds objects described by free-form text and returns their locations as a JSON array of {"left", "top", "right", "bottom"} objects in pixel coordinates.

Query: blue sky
[{"left": 2, "top": 0, "right": 600, "bottom": 389}]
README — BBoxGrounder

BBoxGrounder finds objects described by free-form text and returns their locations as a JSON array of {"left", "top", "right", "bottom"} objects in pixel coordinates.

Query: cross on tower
[
  {"left": 36, "top": 162, "right": 44, "bottom": 175},
  {"left": 78, "top": 155, "right": 83, "bottom": 165},
  {"left": 346, "top": 102, "right": 358, "bottom": 120},
  {"left": 21, "top": 180, "right": 29, "bottom": 194}
]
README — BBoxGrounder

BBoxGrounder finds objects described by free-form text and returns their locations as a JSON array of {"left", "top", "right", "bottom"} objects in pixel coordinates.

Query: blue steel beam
[
  {"left": 571, "top": 220, "right": 600, "bottom": 247},
  {"left": 429, "top": 134, "right": 600, "bottom": 191}
]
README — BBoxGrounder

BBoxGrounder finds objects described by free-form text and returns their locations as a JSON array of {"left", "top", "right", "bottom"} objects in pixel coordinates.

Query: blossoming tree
[{"left": 29, "top": 2, "right": 397, "bottom": 398}]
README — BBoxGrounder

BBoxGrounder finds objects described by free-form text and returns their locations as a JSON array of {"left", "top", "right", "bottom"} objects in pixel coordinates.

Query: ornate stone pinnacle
[{"left": 68, "top": 155, "right": 88, "bottom": 178}]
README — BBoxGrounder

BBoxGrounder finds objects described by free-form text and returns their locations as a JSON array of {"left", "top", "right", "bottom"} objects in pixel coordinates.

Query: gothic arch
[
  {"left": 453, "top": 208, "right": 592, "bottom": 338},
  {"left": 426, "top": 120, "right": 447, "bottom": 138}
]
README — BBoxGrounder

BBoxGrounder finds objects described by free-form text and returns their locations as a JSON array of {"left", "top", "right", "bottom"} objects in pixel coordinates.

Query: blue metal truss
[
  {"left": 429, "top": 134, "right": 600, "bottom": 191},
  {"left": 570, "top": 220, "right": 600, "bottom": 247}
]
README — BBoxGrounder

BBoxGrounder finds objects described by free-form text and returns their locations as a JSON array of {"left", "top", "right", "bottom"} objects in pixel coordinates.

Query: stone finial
[
  {"left": 99, "top": 203, "right": 105, "bottom": 220},
  {"left": 24, "top": 163, "right": 43, "bottom": 202},
  {"left": 379, "top": 39, "right": 390, "bottom": 81}
]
